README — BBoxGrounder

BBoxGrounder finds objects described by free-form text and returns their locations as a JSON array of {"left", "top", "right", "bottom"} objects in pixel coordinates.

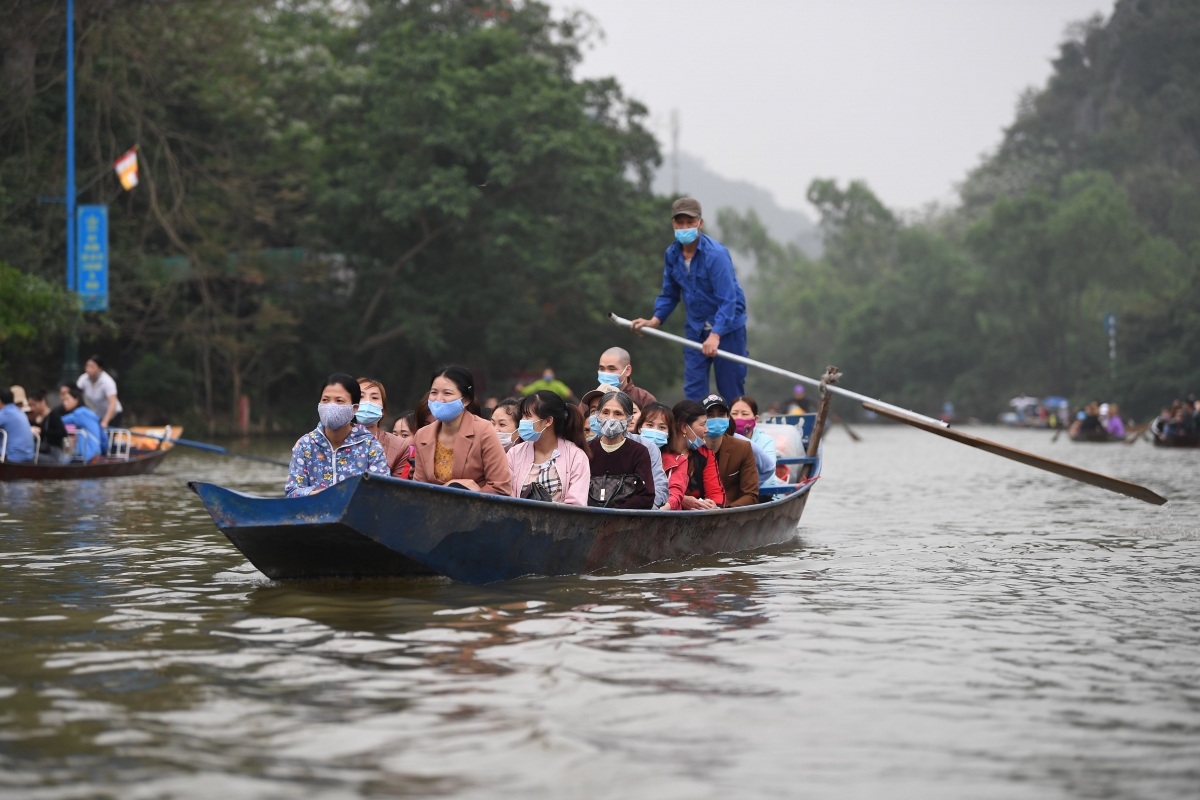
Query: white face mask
[{"left": 495, "top": 429, "right": 516, "bottom": 451}]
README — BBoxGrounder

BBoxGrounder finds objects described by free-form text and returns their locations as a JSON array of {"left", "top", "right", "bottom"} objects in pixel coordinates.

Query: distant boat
[
  {"left": 0, "top": 425, "right": 180, "bottom": 481},
  {"left": 1069, "top": 427, "right": 1118, "bottom": 443},
  {"left": 1150, "top": 420, "right": 1199, "bottom": 448}
]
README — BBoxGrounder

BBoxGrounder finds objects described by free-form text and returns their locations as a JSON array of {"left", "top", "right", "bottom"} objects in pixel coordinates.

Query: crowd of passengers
[
  {"left": 0, "top": 355, "right": 124, "bottom": 464},
  {"left": 285, "top": 347, "right": 799, "bottom": 510},
  {"left": 1153, "top": 395, "right": 1200, "bottom": 440}
]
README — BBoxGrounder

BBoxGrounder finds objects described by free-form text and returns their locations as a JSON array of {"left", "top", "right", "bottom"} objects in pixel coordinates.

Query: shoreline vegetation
[{"left": 2, "top": 0, "right": 1197, "bottom": 434}]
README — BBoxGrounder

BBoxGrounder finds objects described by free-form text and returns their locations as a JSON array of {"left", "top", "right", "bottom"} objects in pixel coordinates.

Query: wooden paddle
[
  {"left": 137, "top": 432, "right": 290, "bottom": 467},
  {"left": 1123, "top": 421, "right": 1152, "bottom": 445},
  {"left": 862, "top": 402, "right": 1165, "bottom": 505},
  {"left": 832, "top": 413, "right": 862, "bottom": 441},
  {"left": 611, "top": 312, "right": 1167, "bottom": 507}
]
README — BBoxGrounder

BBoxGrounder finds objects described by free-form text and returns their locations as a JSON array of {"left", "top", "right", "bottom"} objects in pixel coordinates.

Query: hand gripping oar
[
  {"left": 138, "top": 433, "right": 290, "bottom": 467},
  {"left": 610, "top": 312, "right": 1167, "bottom": 506}
]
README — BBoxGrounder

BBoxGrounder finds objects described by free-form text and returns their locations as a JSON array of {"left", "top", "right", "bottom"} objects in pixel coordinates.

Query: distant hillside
[{"left": 653, "top": 152, "right": 822, "bottom": 258}]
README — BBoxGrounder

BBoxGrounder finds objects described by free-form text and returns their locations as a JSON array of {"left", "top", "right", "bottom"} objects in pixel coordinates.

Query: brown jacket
[
  {"left": 376, "top": 430, "right": 411, "bottom": 478},
  {"left": 714, "top": 434, "right": 759, "bottom": 507},
  {"left": 412, "top": 410, "right": 512, "bottom": 495}
]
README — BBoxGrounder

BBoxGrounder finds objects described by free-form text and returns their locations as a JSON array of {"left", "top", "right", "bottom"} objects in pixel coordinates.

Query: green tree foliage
[
  {"left": 0, "top": 262, "right": 78, "bottom": 368},
  {"left": 1, "top": 0, "right": 675, "bottom": 429}
]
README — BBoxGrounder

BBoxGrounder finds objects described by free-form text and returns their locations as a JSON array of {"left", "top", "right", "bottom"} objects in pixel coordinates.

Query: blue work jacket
[{"left": 652, "top": 233, "right": 747, "bottom": 339}]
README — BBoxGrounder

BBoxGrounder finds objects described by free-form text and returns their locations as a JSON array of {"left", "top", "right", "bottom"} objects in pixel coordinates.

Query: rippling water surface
[{"left": 1, "top": 428, "right": 1197, "bottom": 799}]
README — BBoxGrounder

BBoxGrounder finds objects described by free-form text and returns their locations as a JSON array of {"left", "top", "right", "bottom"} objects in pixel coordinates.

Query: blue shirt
[
  {"left": 0, "top": 404, "right": 35, "bottom": 463},
  {"left": 62, "top": 407, "right": 104, "bottom": 462},
  {"left": 652, "top": 233, "right": 747, "bottom": 338}
]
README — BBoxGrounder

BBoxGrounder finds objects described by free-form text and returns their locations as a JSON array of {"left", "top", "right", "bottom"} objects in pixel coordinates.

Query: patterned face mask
[
  {"left": 318, "top": 402, "right": 356, "bottom": 431},
  {"left": 598, "top": 417, "right": 627, "bottom": 439}
]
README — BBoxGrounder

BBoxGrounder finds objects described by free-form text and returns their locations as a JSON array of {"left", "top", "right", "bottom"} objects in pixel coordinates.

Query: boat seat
[
  {"left": 775, "top": 456, "right": 818, "bottom": 466},
  {"left": 759, "top": 484, "right": 799, "bottom": 497},
  {"left": 107, "top": 428, "right": 133, "bottom": 461}
]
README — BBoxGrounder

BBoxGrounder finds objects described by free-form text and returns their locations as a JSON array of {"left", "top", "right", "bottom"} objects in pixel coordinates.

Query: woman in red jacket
[
  {"left": 635, "top": 402, "right": 684, "bottom": 510},
  {"left": 671, "top": 400, "right": 725, "bottom": 509}
]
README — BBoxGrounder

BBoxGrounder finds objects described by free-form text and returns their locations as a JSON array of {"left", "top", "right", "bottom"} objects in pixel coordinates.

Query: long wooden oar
[
  {"left": 611, "top": 312, "right": 1167, "bottom": 506},
  {"left": 610, "top": 313, "right": 948, "bottom": 428},
  {"left": 862, "top": 402, "right": 1165, "bottom": 505},
  {"left": 139, "top": 433, "right": 290, "bottom": 467},
  {"left": 832, "top": 413, "right": 862, "bottom": 441}
]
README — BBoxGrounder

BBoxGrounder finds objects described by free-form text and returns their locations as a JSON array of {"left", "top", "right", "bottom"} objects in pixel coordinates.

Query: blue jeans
[{"left": 684, "top": 325, "right": 748, "bottom": 401}]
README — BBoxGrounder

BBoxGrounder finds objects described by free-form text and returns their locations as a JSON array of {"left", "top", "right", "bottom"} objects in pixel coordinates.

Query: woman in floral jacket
[{"left": 285, "top": 373, "right": 390, "bottom": 498}]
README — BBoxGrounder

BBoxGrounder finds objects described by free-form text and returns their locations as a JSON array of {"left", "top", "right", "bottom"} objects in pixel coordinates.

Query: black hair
[
  {"left": 86, "top": 354, "right": 104, "bottom": 369},
  {"left": 731, "top": 395, "right": 759, "bottom": 416},
  {"left": 672, "top": 399, "right": 706, "bottom": 426},
  {"left": 61, "top": 384, "right": 84, "bottom": 402},
  {"left": 0, "top": 388, "right": 12, "bottom": 405},
  {"left": 493, "top": 397, "right": 521, "bottom": 425},
  {"left": 636, "top": 401, "right": 682, "bottom": 454},
  {"left": 520, "top": 390, "right": 587, "bottom": 450},
  {"left": 429, "top": 365, "right": 482, "bottom": 415},
  {"left": 597, "top": 390, "right": 633, "bottom": 417},
  {"left": 321, "top": 373, "right": 361, "bottom": 404},
  {"left": 27, "top": 388, "right": 48, "bottom": 402}
]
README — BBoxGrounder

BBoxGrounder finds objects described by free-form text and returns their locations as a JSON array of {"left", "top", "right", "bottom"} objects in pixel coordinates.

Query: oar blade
[{"left": 862, "top": 402, "right": 1167, "bottom": 506}]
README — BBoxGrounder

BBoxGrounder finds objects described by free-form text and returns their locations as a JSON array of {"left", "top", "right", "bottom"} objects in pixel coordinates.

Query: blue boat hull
[{"left": 190, "top": 458, "right": 820, "bottom": 584}]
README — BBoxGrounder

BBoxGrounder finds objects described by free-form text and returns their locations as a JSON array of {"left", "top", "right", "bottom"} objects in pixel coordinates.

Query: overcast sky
[{"left": 548, "top": 0, "right": 1111, "bottom": 214}]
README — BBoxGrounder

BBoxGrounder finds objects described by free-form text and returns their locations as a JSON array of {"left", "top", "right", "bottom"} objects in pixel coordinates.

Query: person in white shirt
[{"left": 76, "top": 354, "right": 123, "bottom": 430}]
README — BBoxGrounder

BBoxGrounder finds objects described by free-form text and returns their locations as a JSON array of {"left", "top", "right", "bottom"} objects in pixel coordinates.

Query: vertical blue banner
[{"left": 77, "top": 204, "right": 108, "bottom": 311}]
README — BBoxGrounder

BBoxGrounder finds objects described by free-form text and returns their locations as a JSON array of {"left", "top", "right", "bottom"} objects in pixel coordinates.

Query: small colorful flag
[{"left": 114, "top": 146, "right": 138, "bottom": 190}]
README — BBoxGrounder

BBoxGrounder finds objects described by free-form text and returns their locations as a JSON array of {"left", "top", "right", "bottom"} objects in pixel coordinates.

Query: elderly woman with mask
[
  {"left": 586, "top": 391, "right": 655, "bottom": 509},
  {"left": 285, "top": 373, "right": 389, "bottom": 497}
]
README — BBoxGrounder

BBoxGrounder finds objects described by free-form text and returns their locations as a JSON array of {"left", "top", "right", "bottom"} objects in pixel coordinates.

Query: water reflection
[{"left": 0, "top": 434, "right": 1198, "bottom": 797}]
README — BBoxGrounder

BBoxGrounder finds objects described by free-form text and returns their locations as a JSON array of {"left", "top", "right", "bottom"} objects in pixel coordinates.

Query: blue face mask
[
  {"left": 675, "top": 226, "right": 699, "bottom": 245},
  {"left": 356, "top": 401, "right": 383, "bottom": 426},
  {"left": 517, "top": 418, "right": 545, "bottom": 443},
  {"left": 705, "top": 418, "right": 729, "bottom": 437},
  {"left": 428, "top": 398, "right": 466, "bottom": 424},
  {"left": 640, "top": 428, "right": 668, "bottom": 448},
  {"left": 686, "top": 432, "right": 704, "bottom": 450},
  {"left": 597, "top": 371, "right": 621, "bottom": 387},
  {"left": 589, "top": 413, "right": 602, "bottom": 435}
]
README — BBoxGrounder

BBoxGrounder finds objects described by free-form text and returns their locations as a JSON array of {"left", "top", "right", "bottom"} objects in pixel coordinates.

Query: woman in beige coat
[{"left": 412, "top": 365, "right": 511, "bottom": 495}]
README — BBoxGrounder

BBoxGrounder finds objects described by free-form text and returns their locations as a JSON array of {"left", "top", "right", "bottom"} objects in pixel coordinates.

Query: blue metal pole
[
  {"left": 60, "top": 0, "right": 80, "bottom": 387},
  {"left": 65, "top": 0, "right": 76, "bottom": 292}
]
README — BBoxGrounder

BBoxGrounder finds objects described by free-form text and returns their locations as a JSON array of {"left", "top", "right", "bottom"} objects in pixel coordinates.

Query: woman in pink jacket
[{"left": 506, "top": 390, "right": 591, "bottom": 505}]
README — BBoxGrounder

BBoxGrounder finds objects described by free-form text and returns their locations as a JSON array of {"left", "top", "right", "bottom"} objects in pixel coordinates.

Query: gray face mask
[
  {"left": 318, "top": 402, "right": 357, "bottom": 431},
  {"left": 598, "top": 417, "right": 627, "bottom": 439}
]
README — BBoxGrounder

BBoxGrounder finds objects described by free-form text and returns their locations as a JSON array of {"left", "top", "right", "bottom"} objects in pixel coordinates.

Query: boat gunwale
[{"left": 190, "top": 450, "right": 821, "bottom": 524}]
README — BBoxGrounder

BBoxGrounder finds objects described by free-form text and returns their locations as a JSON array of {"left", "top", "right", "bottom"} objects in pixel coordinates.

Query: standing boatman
[{"left": 631, "top": 197, "right": 748, "bottom": 401}]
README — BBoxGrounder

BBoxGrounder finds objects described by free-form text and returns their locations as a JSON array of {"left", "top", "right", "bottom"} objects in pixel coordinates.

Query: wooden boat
[
  {"left": 0, "top": 448, "right": 170, "bottom": 481},
  {"left": 188, "top": 448, "right": 821, "bottom": 584},
  {"left": 1150, "top": 420, "right": 1200, "bottom": 448},
  {"left": 0, "top": 424, "right": 178, "bottom": 481},
  {"left": 1069, "top": 427, "right": 1117, "bottom": 443},
  {"left": 190, "top": 411, "right": 823, "bottom": 585}
]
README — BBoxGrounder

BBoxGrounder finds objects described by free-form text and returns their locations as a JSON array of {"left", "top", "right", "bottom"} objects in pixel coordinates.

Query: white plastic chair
[
  {"left": 32, "top": 430, "right": 40, "bottom": 464},
  {"left": 107, "top": 428, "right": 132, "bottom": 461},
  {"left": 0, "top": 429, "right": 7, "bottom": 463}
]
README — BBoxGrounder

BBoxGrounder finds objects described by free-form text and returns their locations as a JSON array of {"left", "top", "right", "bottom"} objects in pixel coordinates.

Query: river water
[{"left": 0, "top": 427, "right": 1197, "bottom": 799}]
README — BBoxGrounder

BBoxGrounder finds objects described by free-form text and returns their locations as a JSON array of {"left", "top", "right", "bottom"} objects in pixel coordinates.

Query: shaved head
[{"left": 601, "top": 347, "right": 631, "bottom": 368}]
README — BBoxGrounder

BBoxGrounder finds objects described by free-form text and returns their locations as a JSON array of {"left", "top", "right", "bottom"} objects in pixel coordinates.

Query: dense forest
[
  {"left": 728, "top": 0, "right": 1200, "bottom": 419},
  {"left": 1, "top": 0, "right": 1197, "bottom": 431}
]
